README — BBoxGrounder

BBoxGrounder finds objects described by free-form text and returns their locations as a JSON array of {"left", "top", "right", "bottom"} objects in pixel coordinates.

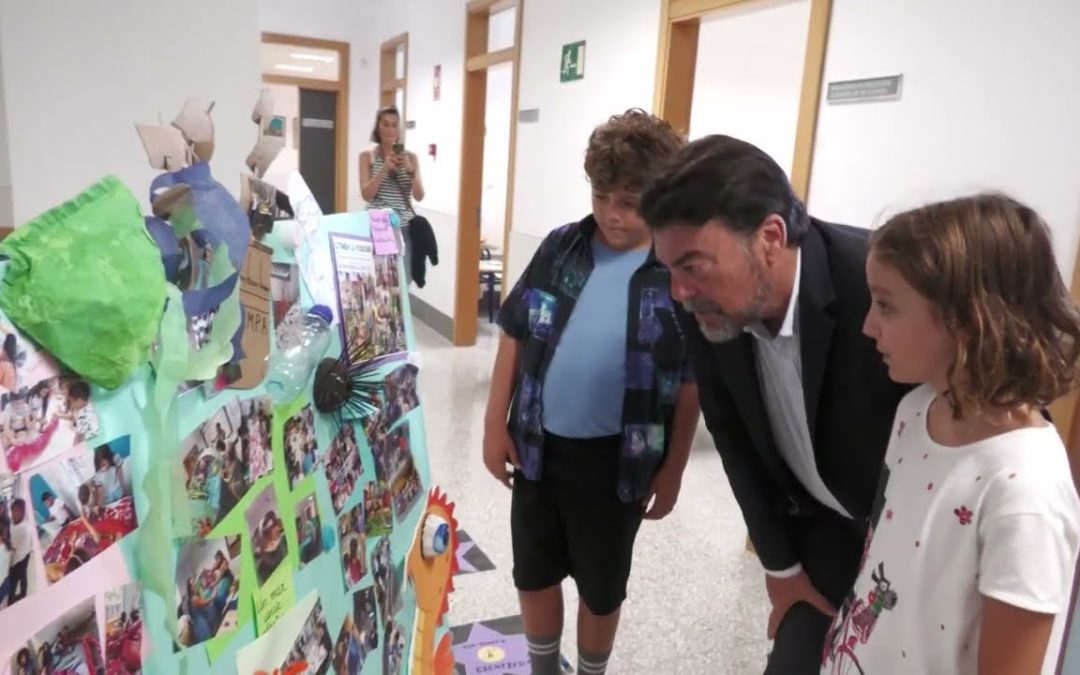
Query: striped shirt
[{"left": 368, "top": 151, "right": 415, "bottom": 220}]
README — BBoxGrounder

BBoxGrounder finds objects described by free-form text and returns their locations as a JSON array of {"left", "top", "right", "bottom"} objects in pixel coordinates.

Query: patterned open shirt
[{"left": 497, "top": 215, "right": 695, "bottom": 503}]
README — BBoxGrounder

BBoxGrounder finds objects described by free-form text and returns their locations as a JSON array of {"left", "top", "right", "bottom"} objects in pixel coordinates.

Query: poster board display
[{"left": 0, "top": 210, "right": 450, "bottom": 674}]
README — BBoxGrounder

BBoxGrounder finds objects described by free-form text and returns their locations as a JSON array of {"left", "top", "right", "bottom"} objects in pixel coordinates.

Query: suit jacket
[{"left": 681, "top": 218, "right": 909, "bottom": 572}]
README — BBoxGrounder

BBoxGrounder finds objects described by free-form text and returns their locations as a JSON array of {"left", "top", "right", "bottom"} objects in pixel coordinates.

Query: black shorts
[{"left": 511, "top": 431, "right": 644, "bottom": 616}]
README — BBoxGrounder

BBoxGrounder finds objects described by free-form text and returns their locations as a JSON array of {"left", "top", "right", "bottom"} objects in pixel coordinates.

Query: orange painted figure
[{"left": 406, "top": 487, "right": 459, "bottom": 675}]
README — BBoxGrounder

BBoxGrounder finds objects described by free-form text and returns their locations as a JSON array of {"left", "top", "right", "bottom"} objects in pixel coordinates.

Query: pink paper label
[{"left": 370, "top": 210, "right": 399, "bottom": 255}]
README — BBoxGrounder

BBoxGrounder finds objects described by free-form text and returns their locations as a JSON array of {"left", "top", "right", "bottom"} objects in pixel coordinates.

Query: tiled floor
[{"left": 413, "top": 320, "right": 770, "bottom": 673}]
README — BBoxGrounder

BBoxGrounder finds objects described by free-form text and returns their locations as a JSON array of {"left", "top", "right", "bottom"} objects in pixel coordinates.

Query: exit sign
[{"left": 560, "top": 41, "right": 586, "bottom": 82}]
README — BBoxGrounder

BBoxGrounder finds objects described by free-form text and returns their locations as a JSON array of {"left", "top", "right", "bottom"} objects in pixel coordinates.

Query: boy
[
  {"left": 8, "top": 498, "right": 33, "bottom": 604},
  {"left": 483, "top": 109, "right": 700, "bottom": 675}
]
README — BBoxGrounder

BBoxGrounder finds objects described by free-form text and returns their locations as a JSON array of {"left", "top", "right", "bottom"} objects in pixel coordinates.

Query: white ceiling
[{"left": 261, "top": 42, "right": 339, "bottom": 82}]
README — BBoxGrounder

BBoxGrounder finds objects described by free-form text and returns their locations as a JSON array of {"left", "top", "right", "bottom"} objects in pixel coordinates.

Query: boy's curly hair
[
  {"left": 584, "top": 109, "right": 684, "bottom": 194},
  {"left": 871, "top": 193, "right": 1080, "bottom": 417}
]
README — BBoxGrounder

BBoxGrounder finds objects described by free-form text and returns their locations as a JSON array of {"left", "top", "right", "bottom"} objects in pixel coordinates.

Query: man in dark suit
[{"left": 641, "top": 135, "right": 908, "bottom": 673}]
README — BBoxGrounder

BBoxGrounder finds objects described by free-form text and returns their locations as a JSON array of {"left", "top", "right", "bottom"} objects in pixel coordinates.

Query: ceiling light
[
  {"left": 275, "top": 63, "right": 315, "bottom": 73},
  {"left": 290, "top": 52, "right": 336, "bottom": 63}
]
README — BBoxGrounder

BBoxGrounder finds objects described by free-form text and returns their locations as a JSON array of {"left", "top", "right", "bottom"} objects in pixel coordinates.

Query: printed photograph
[
  {"left": 187, "top": 307, "right": 218, "bottom": 352},
  {"left": 174, "top": 535, "right": 242, "bottom": 649},
  {"left": 372, "top": 422, "right": 412, "bottom": 486},
  {"left": 383, "top": 619, "right": 406, "bottom": 675},
  {"left": 280, "top": 598, "right": 333, "bottom": 675},
  {"left": 10, "top": 595, "right": 104, "bottom": 675},
  {"left": 362, "top": 364, "right": 420, "bottom": 442},
  {"left": 29, "top": 437, "right": 137, "bottom": 584},
  {"left": 332, "top": 587, "right": 379, "bottom": 675},
  {"left": 372, "top": 537, "right": 402, "bottom": 627},
  {"left": 338, "top": 503, "right": 367, "bottom": 590},
  {"left": 295, "top": 494, "right": 324, "bottom": 568},
  {"left": 105, "top": 582, "right": 143, "bottom": 674},
  {"left": 246, "top": 484, "right": 288, "bottom": 586},
  {"left": 326, "top": 423, "right": 363, "bottom": 514},
  {"left": 363, "top": 481, "right": 393, "bottom": 538},
  {"left": 271, "top": 262, "right": 302, "bottom": 350},
  {"left": 180, "top": 396, "right": 273, "bottom": 535},
  {"left": 0, "top": 480, "right": 37, "bottom": 611},
  {"left": 330, "top": 234, "right": 406, "bottom": 362},
  {"left": 285, "top": 404, "right": 319, "bottom": 490},
  {"left": 390, "top": 456, "right": 423, "bottom": 523},
  {"left": 0, "top": 320, "right": 100, "bottom": 473}
]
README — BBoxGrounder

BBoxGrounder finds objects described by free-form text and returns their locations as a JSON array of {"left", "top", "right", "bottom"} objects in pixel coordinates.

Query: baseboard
[{"left": 409, "top": 292, "right": 454, "bottom": 342}]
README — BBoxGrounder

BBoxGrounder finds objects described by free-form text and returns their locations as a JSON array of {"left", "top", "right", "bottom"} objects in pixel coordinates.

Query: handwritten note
[
  {"left": 369, "top": 209, "right": 399, "bottom": 255},
  {"left": 254, "top": 566, "right": 295, "bottom": 635}
]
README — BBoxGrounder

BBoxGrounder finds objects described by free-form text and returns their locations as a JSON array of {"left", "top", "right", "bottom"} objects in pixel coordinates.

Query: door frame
[
  {"left": 261, "top": 32, "right": 350, "bottom": 214},
  {"left": 652, "top": 0, "right": 833, "bottom": 200},
  {"left": 379, "top": 33, "right": 410, "bottom": 125},
  {"left": 453, "top": 0, "right": 525, "bottom": 346}
]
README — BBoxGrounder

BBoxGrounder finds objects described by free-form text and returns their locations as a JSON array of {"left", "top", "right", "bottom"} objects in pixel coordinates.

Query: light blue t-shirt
[{"left": 541, "top": 238, "right": 649, "bottom": 438}]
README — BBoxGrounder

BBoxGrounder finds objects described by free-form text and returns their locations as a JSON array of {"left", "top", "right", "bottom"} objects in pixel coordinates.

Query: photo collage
[
  {"left": 105, "top": 582, "right": 144, "bottom": 674},
  {"left": 284, "top": 404, "right": 319, "bottom": 490},
  {"left": 326, "top": 423, "right": 363, "bottom": 513},
  {"left": 371, "top": 422, "right": 423, "bottom": 523},
  {"left": 330, "top": 234, "right": 407, "bottom": 361},
  {"left": 29, "top": 437, "right": 137, "bottom": 584},
  {"left": 10, "top": 595, "right": 104, "bottom": 675},
  {"left": 175, "top": 535, "right": 242, "bottom": 649},
  {"left": 179, "top": 396, "right": 273, "bottom": 535},
  {"left": 280, "top": 599, "right": 334, "bottom": 675},
  {"left": 338, "top": 503, "right": 367, "bottom": 590},
  {"left": 0, "top": 321, "right": 100, "bottom": 474},
  {"left": 332, "top": 587, "right": 378, "bottom": 674}
]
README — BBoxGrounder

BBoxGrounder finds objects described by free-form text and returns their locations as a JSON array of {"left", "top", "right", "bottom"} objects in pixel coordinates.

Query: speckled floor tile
[{"left": 414, "top": 319, "right": 769, "bottom": 673}]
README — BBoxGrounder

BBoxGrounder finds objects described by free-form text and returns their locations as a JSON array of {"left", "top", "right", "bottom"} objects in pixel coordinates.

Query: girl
[
  {"left": 358, "top": 106, "right": 426, "bottom": 284},
  {"left": 822, "top": 194, "right": 1080, "bottom": 674}
]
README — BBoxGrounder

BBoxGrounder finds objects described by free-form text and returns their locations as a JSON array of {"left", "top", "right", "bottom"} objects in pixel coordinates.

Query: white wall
[
  {"left": 689, "top": 0, "right": 810, "bottom": 177},
  {"left": 0, "top": 0, "right": 261, "bottom": 225},
  {"left": 264, "top": 83, "right": 300, "bottom": 176},
  {"left": 0, "top": 47, "right": 11, "bottom": 228},
  {"left": 354, "top": 0, "right": 471, "bottom": 320},
  {"left": 507, "top": 0, "right": 663, "bottom": 287},
  {"left": 259, "top": 0, "right": 378, "bottom": 213},
  {"left": 480, "top": 62, "right": 513, "bottom": 248},
  {"left": 808, "top": 0, "right": 1080, "bottom": 281}
]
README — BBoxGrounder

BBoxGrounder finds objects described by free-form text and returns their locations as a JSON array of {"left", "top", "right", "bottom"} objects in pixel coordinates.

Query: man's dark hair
[{"left": 640, "top": 134, "right": 810, "bottom": 245}]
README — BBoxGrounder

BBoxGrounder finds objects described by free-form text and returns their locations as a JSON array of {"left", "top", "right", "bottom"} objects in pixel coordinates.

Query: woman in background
[{"left": 359, "top": 106, "right": 425, "bottom": 284}]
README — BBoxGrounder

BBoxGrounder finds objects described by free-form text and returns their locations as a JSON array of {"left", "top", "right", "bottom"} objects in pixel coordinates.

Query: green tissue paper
[{"left": 0, "top": 176, "right": 168, "bottom": 388}]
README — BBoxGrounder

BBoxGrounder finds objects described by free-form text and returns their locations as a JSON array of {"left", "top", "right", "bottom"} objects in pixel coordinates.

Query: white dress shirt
[{"left": 746, "top": 250, "right": 851, "bottom": 576}]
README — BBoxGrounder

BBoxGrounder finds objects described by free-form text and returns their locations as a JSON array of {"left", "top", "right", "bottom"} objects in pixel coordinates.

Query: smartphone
[{"left": 393, "top": 143, "right": 405, "bottom": 155}]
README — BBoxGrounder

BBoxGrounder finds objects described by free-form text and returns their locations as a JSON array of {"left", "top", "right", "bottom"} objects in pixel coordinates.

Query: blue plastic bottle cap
[{"left": 308, "top": 305, "right": 334, "bottom": 325}]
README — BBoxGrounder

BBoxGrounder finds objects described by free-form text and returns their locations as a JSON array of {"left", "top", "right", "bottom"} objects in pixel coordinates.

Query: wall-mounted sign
[
  {"left": 518, "top": 108, "right": 540, "bottom": 123},
  {"left": 560, "top": 41, "right": 586, "bottom": 83},
  {"left": 434, "top": 64, "right": 442, "bottom": 101},
  {"left": 406, "top": 120, "right": 417, "bottom": 130},
  {"left": 301, "top": 118, "right": 334, "bottom": 129},
  {"left": 827, "top": 75, "right": 903, "bottom": 104}
]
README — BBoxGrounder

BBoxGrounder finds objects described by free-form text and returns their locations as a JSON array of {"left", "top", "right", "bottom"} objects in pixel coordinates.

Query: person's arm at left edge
[
  {"left": 644, "top": 381, "right": 700, "bottom": 520},
  {"left": 407, "top": 152, "right": 425, "bottom": 202}
]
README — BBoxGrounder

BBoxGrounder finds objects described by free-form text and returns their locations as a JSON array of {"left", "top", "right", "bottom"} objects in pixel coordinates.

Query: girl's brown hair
[
  {"left": 871, "top": 193, "right": 1080, "bottom": 417},
  {"left": 370, "top": 106, "right": 400, "bottom": 144}
]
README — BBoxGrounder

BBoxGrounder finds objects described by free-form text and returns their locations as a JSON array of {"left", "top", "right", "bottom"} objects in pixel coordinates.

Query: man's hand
[
  {"left": 643, "top": 464, "right": 683, "bottom": 520},
  {"left": 764, "top": 570, "right": 837, "bottom": 639},
  {"left": 482, "top": 425, "right": 520, "bottom": 489}
]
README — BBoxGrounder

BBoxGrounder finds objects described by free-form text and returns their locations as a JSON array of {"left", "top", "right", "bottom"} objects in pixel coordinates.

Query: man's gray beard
[{"left": 682, "top": 262, "right": 770, "bottom": 344}]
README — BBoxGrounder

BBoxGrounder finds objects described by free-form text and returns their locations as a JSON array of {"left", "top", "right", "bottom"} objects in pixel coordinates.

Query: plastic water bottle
[{"left": 266, "top": 304, "right": 333, "bottom": 403}]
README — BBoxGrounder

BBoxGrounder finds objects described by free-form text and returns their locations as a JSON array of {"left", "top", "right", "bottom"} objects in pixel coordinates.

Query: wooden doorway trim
[
  {"left": 652, "top": 0, "right": 833, "bottom": 201},
  {"left": 379, "top": 33, "right": 410, "bottom": 127},
  {"left": 453, "top": 0, "right": 524, "bottom": 346},
  {"left": 261, "top": 33, "right": 350, "bottom": 214}
]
